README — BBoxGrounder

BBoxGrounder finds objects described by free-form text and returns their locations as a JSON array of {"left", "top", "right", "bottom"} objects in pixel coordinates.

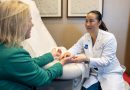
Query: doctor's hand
[
  {"left": 59, "top": 56, "right": 74, "bottom": 65},
  {"left": 51, "top": 48, "right": 62, "bottom": 58},
  {"left": 59, "top": 52, "right": 71, "bottom": 60},
  {"left": 71, "top": 54, "right": 90, "bottom": 63}
]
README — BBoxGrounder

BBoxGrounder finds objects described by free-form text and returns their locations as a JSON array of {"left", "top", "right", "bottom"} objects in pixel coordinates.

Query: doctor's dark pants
[{"left": 81, "top": 81, "right": 102, "bottom": 90}]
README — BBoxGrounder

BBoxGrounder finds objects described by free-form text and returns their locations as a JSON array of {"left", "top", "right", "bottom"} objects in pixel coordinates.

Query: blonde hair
[{"left": 0, "top": 0, "right": 30, "bottom": 47}]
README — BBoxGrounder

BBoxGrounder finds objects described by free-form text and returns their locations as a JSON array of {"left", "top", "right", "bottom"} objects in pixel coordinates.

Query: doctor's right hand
[{"left": 71, "top": 54, "right": 90, "bottom": 63}]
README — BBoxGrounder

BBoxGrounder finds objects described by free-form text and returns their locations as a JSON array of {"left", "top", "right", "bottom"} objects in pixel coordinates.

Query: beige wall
[{"left": 42, "top": 0, "right": 130, "bottom": 65}]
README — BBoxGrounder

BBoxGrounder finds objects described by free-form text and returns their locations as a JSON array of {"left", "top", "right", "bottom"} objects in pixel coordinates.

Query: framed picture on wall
[
  {"left": 34, "top": 0, "right": 62, "bottom": 18},
  {"left": 67, "top": 0, "right": 103, "bottom": 18}
]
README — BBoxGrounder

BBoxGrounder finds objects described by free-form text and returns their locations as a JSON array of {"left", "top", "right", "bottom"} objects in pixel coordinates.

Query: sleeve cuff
[{"left": 89, "top": 57, "right": 100, "bottom": 68}]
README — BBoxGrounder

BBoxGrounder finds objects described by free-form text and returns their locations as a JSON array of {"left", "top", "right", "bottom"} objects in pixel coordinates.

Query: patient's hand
[
  {"left": 51, "top": 48, "right": 62, "bottom": 58},
  {"left": 59, "top": 52, "right": 71, "bottom": 60}
]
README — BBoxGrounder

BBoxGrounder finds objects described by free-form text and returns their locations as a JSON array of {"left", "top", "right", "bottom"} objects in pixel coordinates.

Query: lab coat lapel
[
  {"left": 88, "top": 30, "right": 102, "bottom": 57},
  {"left": 87, "top": 34, "right": 93, "bottom": 57},
  {"left": 84, "top": 30, "right": 102, "bottom": 58},
  {"left": 92, "top": 30, "right": 103, "bottom": 57}
]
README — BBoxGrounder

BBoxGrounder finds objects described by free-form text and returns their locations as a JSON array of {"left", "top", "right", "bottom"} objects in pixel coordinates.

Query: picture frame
[
  {"left": 34, "top": 0, "right": 62, "bottom": 18},
  {"left": 67, "top": 0, "right": 103, "bottom": 18}
]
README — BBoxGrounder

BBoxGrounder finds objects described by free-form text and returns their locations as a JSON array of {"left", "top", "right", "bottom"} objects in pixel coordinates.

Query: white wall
[{"left": 103, "top": 0, "right": 130, "bottom": 64}]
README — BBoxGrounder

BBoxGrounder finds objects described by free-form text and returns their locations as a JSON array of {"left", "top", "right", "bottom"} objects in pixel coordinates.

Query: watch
[{"left": 84, "top": 60, "right": 90, "bottom": 64}]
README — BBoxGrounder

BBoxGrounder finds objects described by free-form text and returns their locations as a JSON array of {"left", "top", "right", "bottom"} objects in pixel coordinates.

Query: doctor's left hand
[
  {"left": 71, "top": 54, "right": 90, "bottom": 63},
  {"left": 51, "top": 48, "right": 62, "bottom": 58}
]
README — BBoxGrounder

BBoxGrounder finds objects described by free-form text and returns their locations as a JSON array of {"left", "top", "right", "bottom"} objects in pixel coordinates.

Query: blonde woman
[{"left": 0, "top": 1, "right": 73, "bottom": 90}]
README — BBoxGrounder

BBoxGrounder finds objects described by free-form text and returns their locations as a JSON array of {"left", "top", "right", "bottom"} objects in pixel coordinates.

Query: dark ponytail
[
  {"left": 99, "top": 21, "right": 108, "bottom": 31},
  {"left": 88, "top": 10, "right": 108, "bottom": 31}
]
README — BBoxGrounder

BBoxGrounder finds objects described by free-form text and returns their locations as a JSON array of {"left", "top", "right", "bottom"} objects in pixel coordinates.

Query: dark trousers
[{"left": 81, "top": 82, "right": 102, "bottom": 90}]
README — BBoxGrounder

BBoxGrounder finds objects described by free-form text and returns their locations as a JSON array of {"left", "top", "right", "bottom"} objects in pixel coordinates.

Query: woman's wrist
[{"left": 59, "top": 60, "right": 66, "bottom": 66}]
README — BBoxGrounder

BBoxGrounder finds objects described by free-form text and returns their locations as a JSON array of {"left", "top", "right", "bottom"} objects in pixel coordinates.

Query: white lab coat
[{"left": 69, "top": 29, "right": 125, "bottom": 90}]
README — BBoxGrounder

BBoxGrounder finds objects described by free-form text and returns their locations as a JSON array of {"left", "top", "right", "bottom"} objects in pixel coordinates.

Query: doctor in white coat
[{"left": 60, "top": 10, "right": 125, "bottom": 90}]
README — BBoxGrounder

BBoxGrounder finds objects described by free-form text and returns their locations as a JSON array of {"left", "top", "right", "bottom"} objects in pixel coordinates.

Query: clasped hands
[{"left": 51, "top": 48, "right": 89, "bottom": 65}]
